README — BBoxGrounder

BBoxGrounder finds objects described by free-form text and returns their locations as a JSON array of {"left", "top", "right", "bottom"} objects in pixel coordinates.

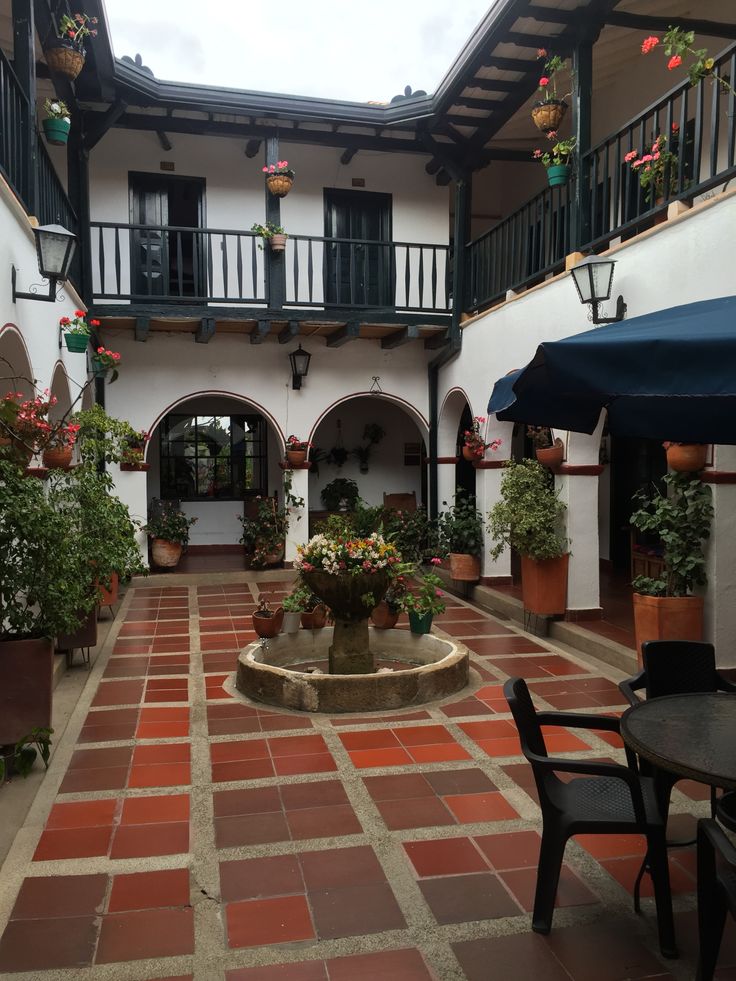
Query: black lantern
[
  {"left": 289, "top": 344, "right": 311, "bottom": 390},
  {"left": 12, "top": 224, "right": 78, "bottom": 303},
  {"left": 570, "top": 255, "right": 626, "bottom": 324}
]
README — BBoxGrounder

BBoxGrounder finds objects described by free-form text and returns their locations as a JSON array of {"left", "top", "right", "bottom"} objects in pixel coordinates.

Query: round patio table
[{"left": 620, "top": 692, "right": 736, "bottom": 791}]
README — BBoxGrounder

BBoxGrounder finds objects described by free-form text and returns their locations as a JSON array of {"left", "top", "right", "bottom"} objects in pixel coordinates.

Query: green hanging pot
[
  {"left": 42, "top": 117, "right": 71, "bottom": 147},
  {"left": 408, "top": 611, "right": 433, "bottom": 635},
  {"left": 64, "top": 332, "right": 88, "bottom": 353},
  {"left": 91, "top": 358, "right": 107, "bottom": 378},
  {"left": 546, "top": 164, "right": 570, "bottom": 188}
]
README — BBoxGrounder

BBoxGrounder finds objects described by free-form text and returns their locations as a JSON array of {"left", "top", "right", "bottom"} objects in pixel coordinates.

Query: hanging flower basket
[
  {"left": 41, "top": 445, "right": 73, "bottom": 470},
  {"left": 531, "top": 99, "right": 568, "bottom": 133},
  {"left": 546, "top": 164, "right": 570, "bottom": 188},
  {"left": 264, "top": 160, "right": 295, "bottom": 197},
  {"left": 44, "top": 39, "right": 86, "bottom": 80},
  {"left": 64, "top": 332, "right": 89, "bottom": 353},
  {"left": 42, "top": 116, "right": 71, "bottom": 146},
  {"left": 664, "top": 442, "right": 708, "bottom": 472}
]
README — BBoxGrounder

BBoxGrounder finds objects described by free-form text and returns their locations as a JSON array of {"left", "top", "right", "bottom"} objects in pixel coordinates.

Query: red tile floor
[{"left": 0, "top": 577, "right": 731, "bottom": 979}]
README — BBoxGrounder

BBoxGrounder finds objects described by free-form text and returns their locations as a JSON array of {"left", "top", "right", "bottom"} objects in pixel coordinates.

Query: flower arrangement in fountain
[
  {"left": 400, "top": 560, "right": 446, "bottom": 617},
  {"left": 625, "top": 133, "right": 679, "bottom": 202},
  {"left": 641, "top": 27, "right": 736, "bottom": 96},
  {"left": 296, "top": 533, "right": 400, "bottom": 576},
  {"left": 462, "top": 416, "right": 502, "bottom": 460},
  {"left": 60, "top": 310, "right": 99, "bottom": 336}
]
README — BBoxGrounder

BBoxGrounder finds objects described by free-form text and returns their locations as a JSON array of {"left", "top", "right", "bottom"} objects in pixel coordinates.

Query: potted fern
[{"left": 488, "top": 459, "right": 569, "bottom": 616}]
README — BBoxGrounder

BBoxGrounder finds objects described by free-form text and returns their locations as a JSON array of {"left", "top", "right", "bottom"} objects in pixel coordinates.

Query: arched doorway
[
  {"left": 309, "top": 394, "right": 428, "bottom": 529},
  {"left": 146, "top": 393, "right": 285, "bottom": 547},
  {"left": 0, "top": 325, "right": 34, "bottom": 399},
  {"left": 438, "top": 388, "right": 475, "bottom": 504}
]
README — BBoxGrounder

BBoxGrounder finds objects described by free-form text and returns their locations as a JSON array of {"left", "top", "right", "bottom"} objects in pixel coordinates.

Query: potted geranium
[
  {"left": 263, "top": 160, "right": 295, "bottom": 197},
  {"left": 401, "top": 563, "right": 446, "bottom": 635},
  {"left": 438, "top": 492, "right": 485, "bottom": 582},
  {"left": 42, "top": 99, "right": 71, "bottom": 146},
  {"left": 461, "top": 416, "right": 501, "bottom": 461},
  {"left": 626, "top": 134, "right": 679, "bottom": 205},
  {"left": 92, "top": 346, "right": 122, "bottom": 382},
  {"left": 41, "top": 421, "right": 80, "bottom": 470},
  {"left": 488, "top": 459, "right": 569, "bottom": 617},
  {"left": 120, "top": 429, "right": 150, "bottom": 471},
  {"left": 531, "top": 49, "right": 570, "bottom": 132},
  {"left": 251, "top": 221, "right": 287, "bottom": 252},
  {"left": 0, "top": 390, "right": 54, "bottom": 467},
  {"left": 145, "top": 500, "right": 197, "bottom": 569},
  {"left": 0, "top": 460, "right": 96, "bottom": 744},
  {"left": 59, "top": 310, "right": 98, "bottom": 353},
  {"left": 630, "top": 471, "right": 712, "bottom": 660},
  {"left": 43, "top": 12, "right": 98, "bottom": 80},
  {"left": 527, "top": 425, "right": 564, "bottom": 468},
  {"left": 532, "top": 133, "right": 576, "bottom": 188},
  {"left": 285, "top": 434, "right": 311, "bottom": 467}
]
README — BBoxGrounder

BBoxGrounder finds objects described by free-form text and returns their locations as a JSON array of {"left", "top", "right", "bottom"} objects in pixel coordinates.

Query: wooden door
[{"left": 324, "top": 189, "right": 393, "bottom": 307}]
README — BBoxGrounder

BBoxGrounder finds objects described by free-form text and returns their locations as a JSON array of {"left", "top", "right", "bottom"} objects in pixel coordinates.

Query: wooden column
[
  {"left": 67, "top": 126, "right": 92, "bottom": 303},
  {"left": 572, "top": 37, "right": 593, "bottom": 249},
  {"left": 12, "top": 0, "right": 37, "bottom": 216},
  {"left": 265, "top": 136, "right": 285, "bottom": 310}
]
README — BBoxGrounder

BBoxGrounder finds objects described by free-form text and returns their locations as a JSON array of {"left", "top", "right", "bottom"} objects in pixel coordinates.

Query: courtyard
[{"left": 0, "top": 574, "right": 729, "bottom": 980}]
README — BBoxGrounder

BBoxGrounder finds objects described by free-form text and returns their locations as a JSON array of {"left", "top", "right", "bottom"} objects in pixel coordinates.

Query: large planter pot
[
  {"left": 151, "top": 538, "right": 183, "bottom": 569},
  {"left": 286, "top": 448, "right": 307, "bottom": 467},
  {"left": 0, "top": 637, "right": 54, "bottom": 745},
  {"left": 300, "top": 605, "right": 327, "bottom": 629},
  {"left": 42, "top": 116, "right": 71, "bottom": 146},
  {"left": 665, "top": 443, "right": 708, "bottom": 473},
  {"left": 531, "top": 99, "right": 567, "bottom": 133},
  {"left": 57, "top": 607, "right": 98, "bottom": 651},
  {"left": 370, "top": 601, "right": 400, "bottom": 630},
  {"left": 98, "top": 571, "right": 119, "bottom": 607},
  {"left": 266, "top": 174, "right": 293, "bottom": 197},
  {"left": 41, "top": 445, "right": 73, "bottom": 470},
  {"left": 449, "top": 553, "right": 481, "bottom": 582},
  {"left": 64, "top": 332, "right": 89, "bottom": 353},
  {"left": 632, "top": 593, "right": 704, "bottom": 665},
  {"left": 253, "top": 608, "right": 284, "bottom": 638},
  {"left": 282, "top": 611, "right": 302, "bottom": 634},
  {"left": 44, "top": 39, "right": 85, "bottom": 80},
  {"left": 536, "top": 439, "right": 564, "bottom": 468},
  {"left": 546, "top": 164, "right": 570, "bottom": 188},
  {"left": 521, "top": 553, "right": 569, "bottom": 616},
  {"left": 270, "top": 234, "right": 287, "bottom": 252},
  {"left": 408, "top": 611, "right": 433, "bottom": 635}
]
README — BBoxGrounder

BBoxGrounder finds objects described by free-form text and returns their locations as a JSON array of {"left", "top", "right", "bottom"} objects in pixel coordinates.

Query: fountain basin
[{"left": 236, "top": 626, "right": 469, "bottom": 713}]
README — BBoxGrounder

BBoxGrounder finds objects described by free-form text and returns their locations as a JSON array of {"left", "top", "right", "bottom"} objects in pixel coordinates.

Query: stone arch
[{"left": 308, "top": 390, "right": 429, "bottom": 445}]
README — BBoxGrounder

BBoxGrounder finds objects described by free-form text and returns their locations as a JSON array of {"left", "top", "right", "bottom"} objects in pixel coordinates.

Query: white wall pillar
[
  {"left": 554, "top": 418, "right": 604, "bottom": 615},
  {"left": 479, "top": 418, "right": 514, "bottom": 581},
  {"left": 285, "top": 466, "right": 310, "bottom": 562},
  {"left": 111, "top": 465, "right": 150, "bottom": 568},
  {"left": 704, "top": 445, "right": 736, "bottom": 667}
]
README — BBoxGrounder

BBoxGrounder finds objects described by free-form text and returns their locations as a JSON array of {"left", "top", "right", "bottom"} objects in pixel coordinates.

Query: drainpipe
[{"left": 428, "top": 174, "right": 469, "bottom": 517}]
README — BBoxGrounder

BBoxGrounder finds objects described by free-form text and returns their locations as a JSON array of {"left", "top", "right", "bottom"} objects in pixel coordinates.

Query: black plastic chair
[
  {"left": 696, "top": 817, "right": 736, "bottom": 980},
  {"left": 504, "top": 676, "right": 677, "bottom": 959}
]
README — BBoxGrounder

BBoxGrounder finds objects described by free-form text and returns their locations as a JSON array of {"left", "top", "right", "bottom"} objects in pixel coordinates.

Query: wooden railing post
[
  {"left": 265, "top": 137, "right": 285, "bottom": 309},
  {"left": 12, "top": 0, "right": 37, "bottom": 217}
]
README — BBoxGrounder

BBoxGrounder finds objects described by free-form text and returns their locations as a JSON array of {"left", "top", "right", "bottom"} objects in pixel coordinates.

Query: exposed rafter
[
  {"left": 469, "top": 78, "right": 518, "bottom": 93},
  {"left": 195, "top": 316, "right": 216, "bottom": 343},
  {"left": 605, "top": 10, "right": 736, "bottom": 39},
  {"left": 250, "top": 320, "right": 271, "bottom": 344},
  {"left": 453, "top": 96, "right": 497, "bottom": 112},
  {"left": 381, "top": 325, "right": 418, "bottom": 349},
  {"left": 134, "top": 316, "right": 150, "bottom": 342},
  {"left": 340, "top": 147, "right": 358, "bottom": 164},
  {"left": 423, "top": 331, "right": 449, "bottom": 350},
  {"left": 83, "top": 98, "right": 129, "bottom": 150},
  {"left": 326, "top": 322, "right": 360, "bottom": 347},
  {"left": 278, "top": 321, "right": 300, "bottom": 344}
]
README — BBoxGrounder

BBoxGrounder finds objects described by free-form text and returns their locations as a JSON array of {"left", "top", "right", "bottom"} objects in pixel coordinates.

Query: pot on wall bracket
[
  {"left": 664, "top": 443, "right": 708, "bottom": 472},
  {"left": 270, "top": 234, "right": 287, "bottom": 252},
  {"left": 546, "top": 164, "right": 570, "bottom": 188},
  {"left": 535, "top": 439, "right": 564, "bottom": 468},
  {"left": 64, "top": 332, "right": 88, "bottom": 353},
  {"left": 531, "top": 99, "right": 567, "bottom": 132},
  {"left": 42, "top": 117, "right": 71, "bottom": 146}
]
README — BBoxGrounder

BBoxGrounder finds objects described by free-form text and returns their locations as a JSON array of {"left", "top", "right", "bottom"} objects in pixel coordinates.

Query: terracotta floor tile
[
  {"left": 338, "top": 729, "right": 401, "bottom": 751},
  {"left": 136, "top": 720, "right": 190, "bottom": 739},
  {"left": 139, "top": 705, "right": 190, "bottom": 722},
  {"left": 441, "top": 621, "right": 516, "bottom": 638},
  {"left": 602, "top": 854, "right": 696, "bottom": 897},
  {"left": 474, "top": 830, "right": 542, "bottom": 870},
  {"left": 212, "top": 759, "right": 276, "bottom": 782},
  {"left": 273, "top": 753, "right": 337, "bottom": 776},
  {"left": 214, "top": 786, "right": 281, "bottom": 817},
  {"left": 96, "top": 907, "right": 194, "bottom": 963},
  {"left": 465, "top": 636, "right": 545, "bottom": 655},
  {"left": 211, "top": 739, "right": 269, "bottom": 763},
  {"left": 452, "top": 934, "right": 571, "bottom": 981},
  {"left": 348, "top": 747, "right": 413, "bottom": 768},
  {"left": 46, "top": 798, "right": 118, "bottom": 830},
  {"left": 405, "top": 837, "right": 488, "bottom": 877},
  {"left": 0, "top": 916, "right": 98, "bottom": 972},
  {"left": 326, "top": 947, "right": 435, "bottom": 981},
  {"left": 444, "top": 792, "right": 519, "bottom": 824},
  {"left": 226, "top": 895, "right": 314, "bottom": 948},
  {"left": 474, "top": 736, "right": 524, "bottom": 758},
  {"left": 120, "top": 793, "right": 190, "bottom": 825},
  {"left": 33, "top": 826, "right": 113, "bottom": 862},
  {"left": 219, "top": 854, "right": 304, "bottom": 902},
  {"left": 10, "top": 873, "right": 108, "bottom": 919},
  {"left": 425, "top": 768, "right": 497, "bottom": 796},
  {"left": 300, "top": 845, "right": 386, "bottom": 891},
  {"left": 501, "top": 864, "right": 599, "bottom": 912},
  {"left": 128, "top": 761, "right": 191, "bottom": 788},
  {"left": 132, "top": 742, "right": 191, "bottom": 765},
  {"left": 363, "top": 772, "right": 434, "bottom": 801},
  {"left": 79, "top": 721, "right": 138, "bottom": 743},
  {"left": 110, "top": 821, "right": 189, "bottom": 859},
  {"left": 280, "top": 780, "right": 348, "bottom": 810},
  {"left": 419, "top": 872, "right": 521, "bottom": 924},
  {"left": 407, "top": 743, "right": 471, "bottom": 764},
  {"left": 393, "top": 724, "right": 456, "bottom": 746},
  {"left": 268, "top": 734, "right": 329, "bottom": 757},
  {"left": 574, "top": 832, "right": 647, "bottom": 860},
  {"left": 459, "top": 719, "right": 517, "bottom": 741},
  {"left": 92, "top": 680, "right": 145, "bottom": 707},
  {"left": 286, "top": 804, "right": 362, "bottom": 840},
  {"left": 376, "top": 796, "right": 456, "bottom": 830},
  {"left": 215, "top": 812, "right": 291, "bottom": 849},
  {"left": 309, "top": 882, "right": 405, "bottom": 939},
  {"left": 543, "top": 920, "right": 672, "bottom": 981},
  {"left": 108, "top": 868, "right": 190, "bottom": 912},
  {"left": 68, "top": 745, "right": 133, "bottom": 770},
  {"left": 441, "top": 697, "right": 495, "bottom": 718},
  {"left": 59, "top": 766, "right": 130, "bottom": 794},
  {"left": 227, "top": 964, "right": 327, "bottom": 981}
]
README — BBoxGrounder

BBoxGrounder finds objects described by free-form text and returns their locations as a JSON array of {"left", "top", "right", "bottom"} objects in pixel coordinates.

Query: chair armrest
[
  {"left": 698, "top": 818, "right": 736, "bottom": 866},
  {"left": 619, "top": 670, "right": 646, "bottom": 706},
  {"left": 536, "top": 711, "right": 621, "bottom": 733},
  {"left": 716, "top": 673, "right": 736, "bottom": 694}
]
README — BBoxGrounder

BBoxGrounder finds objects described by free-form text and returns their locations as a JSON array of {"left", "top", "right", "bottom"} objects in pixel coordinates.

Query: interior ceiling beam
[
  {"left": 526, "top": 5, "right": 581, "bottom": 26},
  {"left": 604, "top": 11, "right": 736, "bottom": 39},
  {"left": 484, "top": 55, "right": 536, "bottom": 73},
  {"left": 381, "top": 324, "right": 419, "bottom": 349},
  {"left": 504, "top": 31, "right": 565, "bottom": 49},
  {"left": 326, "top": 321, "right": 360, "bottom": 347}
]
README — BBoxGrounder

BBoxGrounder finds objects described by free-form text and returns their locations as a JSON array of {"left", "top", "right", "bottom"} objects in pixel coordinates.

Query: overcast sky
[{"left": 103, "top": 0, "right": 490, "bottom": 102}]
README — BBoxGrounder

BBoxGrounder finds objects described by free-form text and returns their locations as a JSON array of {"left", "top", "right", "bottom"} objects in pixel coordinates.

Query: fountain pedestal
[{"left": 330, "top": 620, "right": 372, "bottom": 674}]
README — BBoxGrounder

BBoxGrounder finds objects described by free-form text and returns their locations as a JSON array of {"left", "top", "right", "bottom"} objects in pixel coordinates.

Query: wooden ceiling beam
[
  {"left": 250, "top": 320, "right": 271, "bottom": 344},
  {"left": 381, "top": 325, "right": 419, "bottom": 349},
  {"left": 453, "top": 96, "right": 497, "bottom": 111},
  {"left": 326, "top": 321, "right": 361, "bottom": 347},
  {"left": 469, "top": 78, "right": 518, "bottom": 93},
  {"left": 195, "top": 316, "right": 216, "bottom": 343},
  {"left": 604, "top": 11, "right": 736, "bottom": 39},
  {"left": 278, "top": 321, "right": 300, "bottom": 343}
]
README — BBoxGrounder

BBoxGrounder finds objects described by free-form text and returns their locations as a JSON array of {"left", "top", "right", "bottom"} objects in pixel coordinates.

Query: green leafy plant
[
  {"left": 55, "top": 12, "right": 98, "bottom": 45},
  {"left": 626, "top": 134, "right": 679, "bottom": 202},
  {"left": 351, "top": 423, "right": 385, "bottom": 472},
  {"left": 641, "top": 27, "right": 736, "bottom": 96},
  {"left": 533, "top": 134, "right": 576, "bottom": 169},
  {"left": 438, "top": 492, "right": 484, "bottom": 556},
  {"left": 400, "top": 567, "right": 446, "bottom": 616},
  {"left": 527, "top": 425, "right": 554, "bottom": 449},
  {"left": 536, "top": 49, "right": 571, "bottom": 102},
  {"left": 321, "top": 477, "right": 360, "bottom": 512},
  {"left": 12, "top": 728, "right": 54, "bottom": 778},
  {"left": 488, "top": 459, "right": 568, "bottom": 561},
  {"left": 44, "top": 98, "right": 70, "bottom": 120},
  {"left": 282, "top": 580, "right": 320, "bottom": 613},
  {"left": 145, "top": 500, "right": 197, "bottom": 546},
  {"left": 72, "top": 404, "right": 139, "bottom": 466},
  {"left": 238, "top": 498, "right": 287, "bottom": 568},
  {"left": 630, "top": 471, "right": 713, "bottom": 596},
  {"left": 250, "top": 221, "right": 286, "bottom": 245}
]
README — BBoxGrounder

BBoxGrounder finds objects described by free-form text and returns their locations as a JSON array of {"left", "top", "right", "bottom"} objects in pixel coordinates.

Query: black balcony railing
[
  {"left": 90, "top": 222, "right": 452, "bottom": 314},
  {"left": 37, "top": 135, "right": 78, "bottom": 231},
  {"left": 0, "top": 47, "right": 31, "bottom": 209},
  {"left": 465, "top": 181, "right": 572, "bottom": 311}
]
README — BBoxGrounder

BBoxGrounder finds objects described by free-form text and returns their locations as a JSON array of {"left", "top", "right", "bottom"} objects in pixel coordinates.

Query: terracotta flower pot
[
  {"left": 286, "top": 448, "right": 307, "bottom": 467},
  {"left": 266, "top": 174, "right": 293, "bottom": 197},
  {"left": 408, "top": 611, "right": 433, "bottom": 634},
  {"left": 253, "top": 607, "right": 284, "bottom": 638},
  {"left": 0, "top": 637, "right": 54, "bottom": 744},
  {"left": 370, "top": 601, "right": 400, "bottom": 629},
  {"left": 536, "top": 439, "right": 564, "bottom": 468},
  {"left": 41, "top": 445, "right": 73, "bottom": 470},
  {"left": 520, "top": 553, "right": 569, "bottom": 616},
  {"left": 531, "top": 99, "right": 567, "bottom": 133},
  {"left": 632, "top": 593, "right": 704, "bottom": 665},
  {"left": 462, "top": 445, "right": 479, "bottom": 462},
  {"left": 151, "top": 539, "right": 183, "bottom": 568},
  {"left": 449, "top": 553, "right": 480, "bottom": 582},
  {"left": 270, "top": 234, "right": 287, "bottom": 252},
  {"left": 98, "top": 571, "right": 119, "bottom": 607},
  {"left": 665, "top": 443, "right": 708, "bottom": 472},
  {"left": 300, "top": 605, "right": 327, "bottom": 629}
]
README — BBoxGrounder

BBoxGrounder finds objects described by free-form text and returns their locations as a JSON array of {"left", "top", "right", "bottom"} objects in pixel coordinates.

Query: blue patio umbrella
[{"left": 488, "top": 295, "right": 736, "bottom": 444}]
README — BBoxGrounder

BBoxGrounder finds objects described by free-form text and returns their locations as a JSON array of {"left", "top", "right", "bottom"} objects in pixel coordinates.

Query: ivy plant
[
  {"left": 487, "top": 459, "right": 568, "bottom": 561},
  {"left": 630, "top": 471, "right": 713, "bottom": 596}
]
